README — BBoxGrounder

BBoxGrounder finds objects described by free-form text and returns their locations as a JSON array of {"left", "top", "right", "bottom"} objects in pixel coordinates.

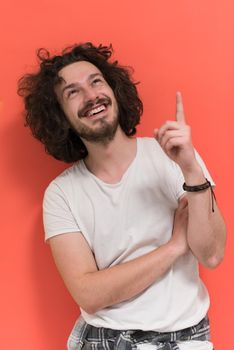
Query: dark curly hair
[{"left": 18, "top": 42, "right": 143, "bottom": 163}]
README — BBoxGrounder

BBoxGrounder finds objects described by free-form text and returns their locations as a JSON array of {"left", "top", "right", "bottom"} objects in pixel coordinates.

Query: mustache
[{"left": 78, "top": 97, "right": 112, "bottom": 118}]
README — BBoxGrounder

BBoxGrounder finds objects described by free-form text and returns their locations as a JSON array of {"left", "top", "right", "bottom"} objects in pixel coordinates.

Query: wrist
[
  {"left": 182, "top": 162, "right": 205, "bottom": 186},
  {"left": 165, "top": 240, "right": 186, "bottom": 259}
]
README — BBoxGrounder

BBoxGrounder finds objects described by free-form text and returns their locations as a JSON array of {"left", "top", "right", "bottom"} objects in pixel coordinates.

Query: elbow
[
  {"left": 203, "top": 253, "right": 224, "bottom": 269},
  {"left": 198, "top": 231, "right": 226, "bottom": 270},
  {"left": 73, "top": 276, "right": 102, "bottom": 314},
  {"left": 79, "top": 296, "right": 102, "bottom": 314},
  {"left": 75, "top": 289, "right": 100, "bottom": 314},
  {"left": 80, "top": 303, "right": 98, "bottom": 315}
]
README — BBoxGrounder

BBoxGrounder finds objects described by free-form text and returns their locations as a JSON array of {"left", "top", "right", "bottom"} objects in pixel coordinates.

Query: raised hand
[{"left": 154, "top": 92, "right": 197, "bottom": 172}]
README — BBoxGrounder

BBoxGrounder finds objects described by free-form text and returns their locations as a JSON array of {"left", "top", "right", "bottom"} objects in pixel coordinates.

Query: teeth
[{"left": 88, "top": 105, "right": 106, "bottom": 117}]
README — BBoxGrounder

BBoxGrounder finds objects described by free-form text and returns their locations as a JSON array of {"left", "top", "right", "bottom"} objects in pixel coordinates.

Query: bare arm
[
  {"left": 49, "top": 199, "right": 188, "bottom": 314},
  {"left": 154, "top": 92, "right": 227, "bottom": 269},
  {"left": 181, "top": 165, "right": 226, "bottom": 269}
]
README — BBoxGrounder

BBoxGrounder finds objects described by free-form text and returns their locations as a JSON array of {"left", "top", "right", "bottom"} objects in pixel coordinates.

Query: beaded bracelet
[{"left": 183, "top": 178, "right": 216, "bottom": 212}]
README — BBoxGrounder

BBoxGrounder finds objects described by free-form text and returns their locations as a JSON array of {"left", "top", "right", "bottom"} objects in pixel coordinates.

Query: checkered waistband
[{"left": 67, "top": 315, "right": 211, "bottom": 350}]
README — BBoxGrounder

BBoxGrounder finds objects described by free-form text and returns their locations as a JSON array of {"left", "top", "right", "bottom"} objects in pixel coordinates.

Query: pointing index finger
[{"left": 176, "top": 91, "right": 186, "bottom": 123}]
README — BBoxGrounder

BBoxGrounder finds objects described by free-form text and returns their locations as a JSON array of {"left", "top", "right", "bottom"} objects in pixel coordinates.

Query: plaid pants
[{"left": 67, "top": 315, "right": 213, "bottom": 350}]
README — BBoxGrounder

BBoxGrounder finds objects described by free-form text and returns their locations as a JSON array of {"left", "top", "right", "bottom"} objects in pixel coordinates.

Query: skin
[
  {"left": 154, "top": 92, "right": 226, "bottom": 268},
  {"left": 55, "top": 61, "right": 119, "bottom": 145},
  {"left": 55, "top": 61, "right": 138, "bottom": 182},
  {"left": 49, "top": 62, "right": 226, "bottom": 314}
]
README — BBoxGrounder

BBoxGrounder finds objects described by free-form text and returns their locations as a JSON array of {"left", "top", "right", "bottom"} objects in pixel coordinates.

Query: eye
[
  {"left": 67, "top": 89, "right": 79, "bottom": 98},
  {"left": 92, "top": 78, "right": 103, "bottom": 85}
]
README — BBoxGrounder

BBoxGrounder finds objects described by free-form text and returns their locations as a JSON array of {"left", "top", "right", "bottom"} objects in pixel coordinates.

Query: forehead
[{"left": 58, "top": 61, "right": 102, "bottom": 84}]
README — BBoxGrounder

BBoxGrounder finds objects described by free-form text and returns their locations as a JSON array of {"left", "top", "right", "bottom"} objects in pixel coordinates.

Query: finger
[
  {"left": 160, "top": 129, "right": 185, "bottom": 149},
  {"left": 153, "top": 128, "right": 158, "bottom": 138},
  {"left": 176, "top": 91, "right": 186, "bottom": 123},
  {"left": 156, "top": 121, "right": 181, "bottom": 143},
  {"left": 164, "top": 136, "right": 184, "bottom": 154},
  {"left": 178, "top": 195, "right": 188, "bottom": 208}
]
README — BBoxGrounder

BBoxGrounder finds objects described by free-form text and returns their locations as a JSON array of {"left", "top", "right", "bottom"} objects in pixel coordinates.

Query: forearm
[
  {"left": 183, "top": 164, "right": 226, "bottom": 268},
  {"left": 74, "top": 242, "right": 181, "bottom": 314},
  {"left": 154, "top": 92, "right": 226, "bottom": 268}
]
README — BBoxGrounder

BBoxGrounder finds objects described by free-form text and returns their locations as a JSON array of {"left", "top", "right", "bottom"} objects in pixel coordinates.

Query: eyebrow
[{"left": 61, "top": 73, "right": 104, "bottom": 97}]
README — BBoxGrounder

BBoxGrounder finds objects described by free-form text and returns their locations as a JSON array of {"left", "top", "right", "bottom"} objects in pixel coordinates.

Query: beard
[
  {"left": 75, "top": 95, "right": 119, "bottom": 144},
  {"left": 74, "top": 114, "right": 119, "bottom": 145}
]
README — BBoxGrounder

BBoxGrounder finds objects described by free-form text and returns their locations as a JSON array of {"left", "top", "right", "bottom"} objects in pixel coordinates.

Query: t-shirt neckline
[{"left": 81, "top": 137, "right": 140, "bottom": 187}]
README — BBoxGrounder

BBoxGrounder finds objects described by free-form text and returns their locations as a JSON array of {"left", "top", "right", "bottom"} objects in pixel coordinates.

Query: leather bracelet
[
  {"left": 182, "top": 178, "right": 211, "bottom": 192},
  {"left": 182, "top": 178, "right": 216, "bottom": 212}
]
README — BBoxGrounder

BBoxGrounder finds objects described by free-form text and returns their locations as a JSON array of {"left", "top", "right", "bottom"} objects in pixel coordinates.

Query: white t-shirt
[{"left": 43, "top": 137, "right": 215, "bottom": 332}]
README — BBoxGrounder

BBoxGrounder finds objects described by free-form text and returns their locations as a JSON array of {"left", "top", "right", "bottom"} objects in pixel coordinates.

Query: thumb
[{"left": 178, "top": 196, "right": 188, "bottom": 209}]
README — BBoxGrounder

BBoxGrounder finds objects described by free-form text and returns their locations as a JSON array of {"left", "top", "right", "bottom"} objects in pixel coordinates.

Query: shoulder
[
  {"left": 44, "top": 161, "right": 85, "bottom": 199},
  {"left": 138, "top": 136, "right": 158, "bottom": 147}
]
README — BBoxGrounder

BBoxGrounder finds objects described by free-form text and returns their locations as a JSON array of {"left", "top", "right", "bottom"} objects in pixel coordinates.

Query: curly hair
[{"left": 18, "top": 42, "right": 143, "bottom": 163}]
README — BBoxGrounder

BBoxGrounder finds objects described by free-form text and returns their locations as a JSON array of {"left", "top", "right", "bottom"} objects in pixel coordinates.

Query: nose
[{"left": 83, "top": 86, "right": 98, "bottom": 103}]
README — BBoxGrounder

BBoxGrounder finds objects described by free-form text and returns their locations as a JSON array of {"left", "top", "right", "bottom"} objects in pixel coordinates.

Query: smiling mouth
[
  {"left": 80, "top": 103, "right": 110, "bottom": 120},
  {"left": 86, "top": 104, "right": 107, "bottom": 117},
  {"left": 79, "top": 97, "right": 112, "bottom": 119}
]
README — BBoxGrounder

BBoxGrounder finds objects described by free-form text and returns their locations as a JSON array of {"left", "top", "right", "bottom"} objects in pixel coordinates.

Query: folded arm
[{"left": 48, "top": 200, "right": 188, "bottom": 314}]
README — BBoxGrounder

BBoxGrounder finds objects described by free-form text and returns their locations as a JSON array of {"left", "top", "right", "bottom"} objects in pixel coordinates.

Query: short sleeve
[
  {"left": 43, "top": 182, "right": 81, "bottom": 242},
  {"left": 166, "top": 149, "right": 216, "bottom": 202}
]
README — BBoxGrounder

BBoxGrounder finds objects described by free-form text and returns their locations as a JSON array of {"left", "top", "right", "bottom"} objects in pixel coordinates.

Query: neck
[{"left": 82, "top": 127, "right": 137, "bottom": 181}]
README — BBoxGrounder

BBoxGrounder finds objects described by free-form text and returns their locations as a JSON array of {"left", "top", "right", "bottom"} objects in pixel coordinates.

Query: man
[{"left": 18, "top": 43, "right": 226, "bottom": 350}]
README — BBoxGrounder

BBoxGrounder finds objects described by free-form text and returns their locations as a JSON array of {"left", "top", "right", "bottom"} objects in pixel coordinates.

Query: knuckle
[{"left": 167, "top": 139, "right": 173, "bottom": 147}]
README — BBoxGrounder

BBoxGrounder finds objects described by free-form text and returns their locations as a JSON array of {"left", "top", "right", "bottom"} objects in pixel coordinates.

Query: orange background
[{"left": 1, "top": 0, "right": 233, "bottom": 349}]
